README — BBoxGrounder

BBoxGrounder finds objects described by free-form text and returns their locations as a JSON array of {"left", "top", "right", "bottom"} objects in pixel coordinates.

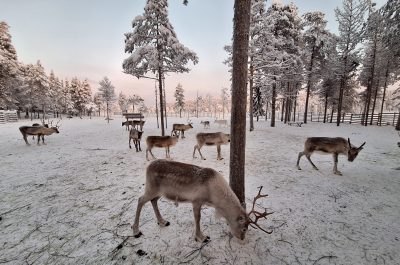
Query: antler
[
  {"left": 55, "top": 120, "right": 61, "bottom": 128},
  {"left": 247, "top": 186, "right": 274, "bottom": 234}
]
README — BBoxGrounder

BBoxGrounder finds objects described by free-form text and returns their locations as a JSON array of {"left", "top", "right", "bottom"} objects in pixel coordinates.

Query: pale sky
[{"left": 0, "top": 0, "right": 386, "bottom": 106}]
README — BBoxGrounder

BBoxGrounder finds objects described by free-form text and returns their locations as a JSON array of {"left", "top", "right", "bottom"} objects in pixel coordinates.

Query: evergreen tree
[
  {"left": 118, "top": 92, "right": 129, "bottom": 113},
  {"left": 174, "top": 83, "right": 185, "bottom": 118},
  {"left": 123, "top": 0, "right": 198, "bottom": 135},
  {"left": 0, "top": 21, "right": 21, "bottom": 108},
  {"left": 302, "top": 11, "right": 331, "bottom": 123},
  {"left": 335, "top": 0, "right": 368, "bottom": 126},
  {"left": 98, "top": 77, "right": 116, "bottom": 123}
]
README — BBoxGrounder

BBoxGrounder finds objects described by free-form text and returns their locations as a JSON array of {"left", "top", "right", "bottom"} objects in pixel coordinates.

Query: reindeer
[
  {"left": 31, "top": 122, "right": 48, "bottom": 140},
  {"left": 122, "top": 120, "right": 145, "bottom": 131},
  {"left": 214, "top": 119, "right": 228, "bottom": 127},
  {"left": 146, "top": 135, "right": 179, "bottom": 161},
  {"left": 193, "top": 132, "right": 230, "bottom": 160},
  {"left": 171, "top": 123, "right": 193, "bottom": 139},
  {"left": 296, "top": 137, "right": 366, "bottom": 175},
  {"left": 129, "top": 128, "right": 144, "bottom": 152},
  {"left": 132, "top": 160, "right": 272, "bottom": 242},
  {"left": 200, "top": 120, "right": 210, "bottom": 129},
  {"left": 19, "top": 121, "right": 60, "bottom": 145}
]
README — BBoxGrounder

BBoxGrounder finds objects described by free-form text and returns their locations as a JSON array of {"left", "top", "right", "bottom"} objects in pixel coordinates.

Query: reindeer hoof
[
  {"left": 195, "top": 236, "right": 210, "bottom": 243},
  {"left": 134, "top": 232, "right": 143, "bottom": 238},
  {"left": 334, "top": 171, "right": 342, "bottom": 176},
  {"left": 157, "top": 221, "right": 170, "bottom": 227}
]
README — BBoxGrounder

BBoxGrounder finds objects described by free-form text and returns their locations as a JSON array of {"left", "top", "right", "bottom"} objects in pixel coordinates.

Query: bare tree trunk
[
  {"left": 271, "top": 82, "right": 276, "bottom": 127},
  {"left": 323, "top": 92, "right": 328, "bottom": 123},
  {"left": 249, "top": 61, "right": 254, "bottom": 131},
  {"left": 155, "top": 83, "right": 159, "bottom": 129},
  {"left": 281, "top": 99, "right": 285, "bottom": 122},
  {"left": 229, "top": 0, "right": 251, "bottom": 206},
  {"left": 304, "top": 43, "right": 316, "bottom": 124},
  {"left": 379, "top": 63, "right": 389, "bottom": 126},
  {"left": 369, "top": 77, "right": 380, "bottom": 125},
  {"left": 106, "top": 102, "right": 109, "bottom": 123}
]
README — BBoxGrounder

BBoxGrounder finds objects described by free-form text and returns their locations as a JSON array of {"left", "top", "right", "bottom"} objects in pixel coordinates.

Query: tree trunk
[
  {"left": 249, "top": 61, "right": 254, "bottom": 131},
  {"left": 179, "top": 109, "right": 182, "bottom": 118},
  {"left": 158, "top": 68, "right": 165, "bottom": 135},
  {"left": 106, "top": 102, "right": 109, "bottom": 123},
  {"left": 229, "top": 0, "right": 251, "bottom": 206},
  {"left": 281, "top": 99, "right": 285, "bottom": 122},
  {"left": 330, "top": 105, "right": 334, "bottom": 123},
  {"left": 155, "top": 84, "right": 159, "bottom": 129},
  {"left": 271, "top": 82, "right": 276, "bottom": 127},
  {"left": 323, "top": 92, "right": 328, "bottom": 123},
  {"left": 369, "top": 77, "right": 380, "bottom": 125},
  {"left": 304, "top": 42, "right": 316, "bottom": 124},
  {"left": 336, "top": 77, "right": 345, "bottom": 126},
  {"left": 379, "top": 63, "right": 389, "bottom": 126}
]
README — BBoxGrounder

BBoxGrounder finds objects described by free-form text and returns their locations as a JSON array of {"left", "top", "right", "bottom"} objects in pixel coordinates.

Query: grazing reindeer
[
  {"left": 146, "top": 135, "right": 179, "bottom": 161},
  {"left": 200, "top": 120, "right": 210, "bottom": 129},
  {"left": 297, "top": 137, "right": 366, "bottom": 175},
  {"left": 129, "top": 128, "right": 144, "bottom": 151},
  {"left": 122, "top": 120, "right": 145, "bottom": 131},
  {"left": 214, "top": 119, "right": 228, "bottom": 127},
  {"left": 19, "top": 121, "right": 60, "bottom": 145},
  {"left": 193, "top": 132, "right": 230, "bottom": 160},
  {"left": 171, "top": 123, "right": 193, "bottom": 139},
  {"left": 132, "top": 160, "right": 273, "bottom": 242}
]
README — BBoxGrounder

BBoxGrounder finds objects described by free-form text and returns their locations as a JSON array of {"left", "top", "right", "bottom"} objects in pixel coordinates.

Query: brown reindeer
[
  {"left": 31, "top": 122, "right": 48, "bottom": 140},
  {"left": 214, "top": 119, "right": 228, "bottom": 127},
  {"left": 19, "top": 121, "right": 60, "bottom": 145},
  {"left": 122, "top": 120, "right": 145, "bottom": 131},
  {"left": 200, "top": 121, "right": 210, "bottom": 129},
  {"left": 129, "top": 128, "right": 144, "bottom": 151},
  {"left": 171, "top": 123, "right": 193, "bottom": 139},
  {"left": 297, "top": 137, "right": 366, "bottom": 175},
  {"left": 146, "top": 135, "right": 179, "bottom": 161},
  {"left": 193, "top": 132, "right": 230, "bottom": 160},
  {"left": 132, "top": 160, "right": 273, "bottom": 242}
]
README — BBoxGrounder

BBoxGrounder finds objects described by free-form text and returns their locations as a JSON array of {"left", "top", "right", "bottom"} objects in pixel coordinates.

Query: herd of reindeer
[{"left": 17, "top": 117, "right": 366, "bottom": 243}]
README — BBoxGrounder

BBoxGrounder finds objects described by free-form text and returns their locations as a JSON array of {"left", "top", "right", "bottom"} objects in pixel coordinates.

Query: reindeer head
[
  {"left": 50, "top": 120, "right": 61, "bottom": 133},
  {"left": 227, "top": 208, "right": 249, "bottom": 240},
  {"left": 347, "top": 138, "right": 365, "bottom": 162}
]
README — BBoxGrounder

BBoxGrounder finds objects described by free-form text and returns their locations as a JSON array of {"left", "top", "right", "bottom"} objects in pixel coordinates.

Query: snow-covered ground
[{"left": 0, "top": 116, "right": 399, "bottom": 265}]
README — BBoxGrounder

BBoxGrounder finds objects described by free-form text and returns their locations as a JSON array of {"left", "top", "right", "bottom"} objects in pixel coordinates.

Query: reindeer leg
[
  {"left": 151, "top": 197, "right": 170, "bottom": 227},
  {"left": 333, "top": 153, "right": 342, "bottom": 175},
  {"left": 217, "top": 145, "right": 223, "bottom": 160},
  {"left": 193, "top": 145, "right": 198, "bottom": 158},
  {"left": 192, "top": 202, "right": 209, "bottom": 242},
  {"left": 42, "top": 135, "right": 46, "bottom": 145},
  {"left": 23, "top": 134, "right": 30, "bottom": 145},
  {"left": 129, "top": 137, "right": 132, "bottom": 149},
  {"left": 37, "top": 134, "right": 41, "bottom": 145},
  {"left": 132, "top": 194, "right": 155, "bottom": 238},
  {"left": 306, "top": 154, "right": 318, "bottom": 170},
  {"left": 146, "top": 148, "right": 156, "bottom": 161},
  {"left": 182, "top": 130, "right": 185, "bottom": 139},
  {"left": 138, "top": 141, "right": 142, "bottom": 151},
  {"left": 198, "top": 144, "right": 206, "bottom": 160},
  {"left": 297, "top": 151, "right": 304, "bottom": 170}
]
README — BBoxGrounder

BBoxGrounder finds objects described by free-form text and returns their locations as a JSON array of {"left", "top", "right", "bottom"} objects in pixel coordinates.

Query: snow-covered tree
[
  {"left": 0, "top": 21, "right": 21, "bottom": 109},
  {"left": 173, "top": 83, "right": 185, "bottom": 118},
  {"left": 334, "top": 0, "right": 368, "bottom": 126},
  {"left": 98, "top": 77, "right": 116, "bottom": 123},
  {"left": 123, "top": 0, "right": 198, "bottom": 135},
  {"left": 23, "top": 61, "right": 49, "bottom": 119},
  {"left": 118, "top": 92, "right": 129, "bottom": 113},
  {"left": 302, "top": 11, "right": 331, "bottom": 123},
  {"left": 69, "top": 77, "right": 92, "bottom": 117},
  {"left": 128, "top": 94, "right": 144, "bottom": 113},
  {"left": 93, "top": 92, "right": 103, "bottom": 117}
]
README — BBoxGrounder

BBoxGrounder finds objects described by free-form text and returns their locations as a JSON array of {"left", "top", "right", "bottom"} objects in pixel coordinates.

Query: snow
[{"left": 0, "top": 116, "right": 399, "bottom": 264}]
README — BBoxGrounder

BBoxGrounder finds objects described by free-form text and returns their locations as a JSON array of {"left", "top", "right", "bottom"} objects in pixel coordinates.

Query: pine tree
[
  {"left": 174, "top": 83, "right": 185, "bottom": 118},
  {"left": 123, "top": 0, "right": 198, "bottom": 135},
  {"left": 0, "top": 21, "right": 21, "bottom": 108},
  {"left": 335, "top": 0, "right": 368, "bottom": 126},
  {"left": 118, "top": 92, "right": 129, "bottom": 113},
  {"left": 98, "top": 77, "right": 116, "bottom": 123},
  {"left": 302, "top": 11, "right": 331, "bottom": 123}
]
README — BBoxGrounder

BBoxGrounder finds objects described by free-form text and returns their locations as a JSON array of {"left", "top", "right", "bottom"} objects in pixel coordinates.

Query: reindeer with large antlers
[
  {"left": 297, "top": 137, "right": 366, "bottom": 175},
  {"left": 132, "top": 160, "right": 272, "bottom": 242},
  {"left": 19, "top": 120, "right": 60, "bottom": 145}
]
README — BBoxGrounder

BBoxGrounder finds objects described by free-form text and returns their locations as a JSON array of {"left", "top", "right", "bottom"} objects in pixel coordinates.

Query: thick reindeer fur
[
  {"left": 297, "top": 137, "right": 365, "bottom": 175},
  {"left": 19, "top": 126, "right": 59, "bottom": 145},
  {"left": 132, "top": 160, "right": 248, "bottom": 242},
  {"left": 129, "top": 129, "right": 143, "bottom": 151},
  {"left": 146, "top": 135, "right": 179, "bottom": 160},
  {"left": 171, "top": 123, "right": 193, "bottom": 138},
  {"left": 193, "top": 132, "right": 230, "bottom": 160}
]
